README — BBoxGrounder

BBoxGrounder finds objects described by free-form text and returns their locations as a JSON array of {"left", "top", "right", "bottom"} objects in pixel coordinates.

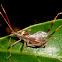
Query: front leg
[
  {"left": 5, "top": 35, "right": 11, "bottom": 42},
  {"left": 6, "top": 39, "right": 21, "bottom": 59},
  {"left": 24, "top": 42, "right": 36, "bottom": 56}
]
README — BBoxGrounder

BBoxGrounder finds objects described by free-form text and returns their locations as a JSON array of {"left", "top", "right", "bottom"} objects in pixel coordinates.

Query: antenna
[
  {"left": 0, "top": 4, "right": 14, "bottom": 32},
  {"left": 0, "top": 12, "right": 14, "bottom": 32},
  {"left": 1, "top": 4, "right": 12, "bottom": 28}
]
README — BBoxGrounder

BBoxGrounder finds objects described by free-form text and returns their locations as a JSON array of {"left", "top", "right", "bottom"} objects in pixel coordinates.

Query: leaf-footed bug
[{"left": 0, "top": 4, "right": 62, "bottom": 59}]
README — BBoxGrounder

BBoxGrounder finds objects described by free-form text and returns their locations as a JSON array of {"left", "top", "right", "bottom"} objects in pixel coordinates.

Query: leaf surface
[{"left": 0, "top": 19, "right": 62, "bottom": 62}]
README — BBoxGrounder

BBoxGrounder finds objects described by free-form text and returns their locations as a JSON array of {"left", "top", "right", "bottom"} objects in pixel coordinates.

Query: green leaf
[{"left": 0, "top": 19, "right": 62, "bottom": 62}]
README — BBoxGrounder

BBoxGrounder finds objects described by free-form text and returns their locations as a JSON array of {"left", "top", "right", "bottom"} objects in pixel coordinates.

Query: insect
[{"left": 0, "top": 4, "right": 62, "bottom": 59}]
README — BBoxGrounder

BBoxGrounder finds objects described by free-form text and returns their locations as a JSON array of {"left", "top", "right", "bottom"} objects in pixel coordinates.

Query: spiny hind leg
[
  {"left": 47, "top": 12, "right": 62, "bottom": 33},
  {"left": 28, "top": 43, "right": 48, "bottom": 48},
  {"left": 6, "top": 39, "right": 21, "bottom": 59},
  {"left": 45, "top": 25, "right": 62, "bottom": 43}
]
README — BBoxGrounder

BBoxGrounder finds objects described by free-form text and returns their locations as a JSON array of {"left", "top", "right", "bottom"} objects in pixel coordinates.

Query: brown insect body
[
  {"left": 12, "top": 30, "right": 48, "bottom": 47},
  {"left": 0, "top": 4, "right": 62, "bottom": 58}
]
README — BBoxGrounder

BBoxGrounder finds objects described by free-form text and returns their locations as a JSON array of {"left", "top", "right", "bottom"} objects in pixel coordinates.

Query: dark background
[{"left": 0, "top": 0, "right": 62, "bottom": 37}]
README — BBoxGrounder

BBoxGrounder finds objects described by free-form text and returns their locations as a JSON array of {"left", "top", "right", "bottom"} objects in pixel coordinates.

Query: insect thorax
[{"left": 29, "top": 31, "right": 48, "bottom": 41}]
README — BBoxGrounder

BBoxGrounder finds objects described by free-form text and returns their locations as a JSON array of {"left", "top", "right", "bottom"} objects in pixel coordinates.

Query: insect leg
[
  {"left": 8, "top": 36, "right": 11, "bottom": 42},
  {"left": 24, "top": 42, "right": 31, "bottom": 51},
  {"left": 28, "top": 26, "right": 32, "bottom": 31},
  {"left": 6, "top": 35, "right": 11, "bottom": 42},
  {"left": 47, "top": 12, "right": 62, "bottom": 33},
  {"left": 28, "top": 42, "right": 48, "bottom": 47},
  {"left": 28, "top": 43, "right": 41, "bottom": 46},
  {"left": 24, "top": 42, "right": 27, "bottom": 50},
  {"left": 6, "top": 39, "right": 21, "bottom": 59},
  {"left": 24, "top": 42, "right": 36, "bottom": 56},
  {"left": 22, "top": 26, "right": 32, "bottom": 32},
  {"left": 43, "top": 25, "right": 62, "bottom": 44}
]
